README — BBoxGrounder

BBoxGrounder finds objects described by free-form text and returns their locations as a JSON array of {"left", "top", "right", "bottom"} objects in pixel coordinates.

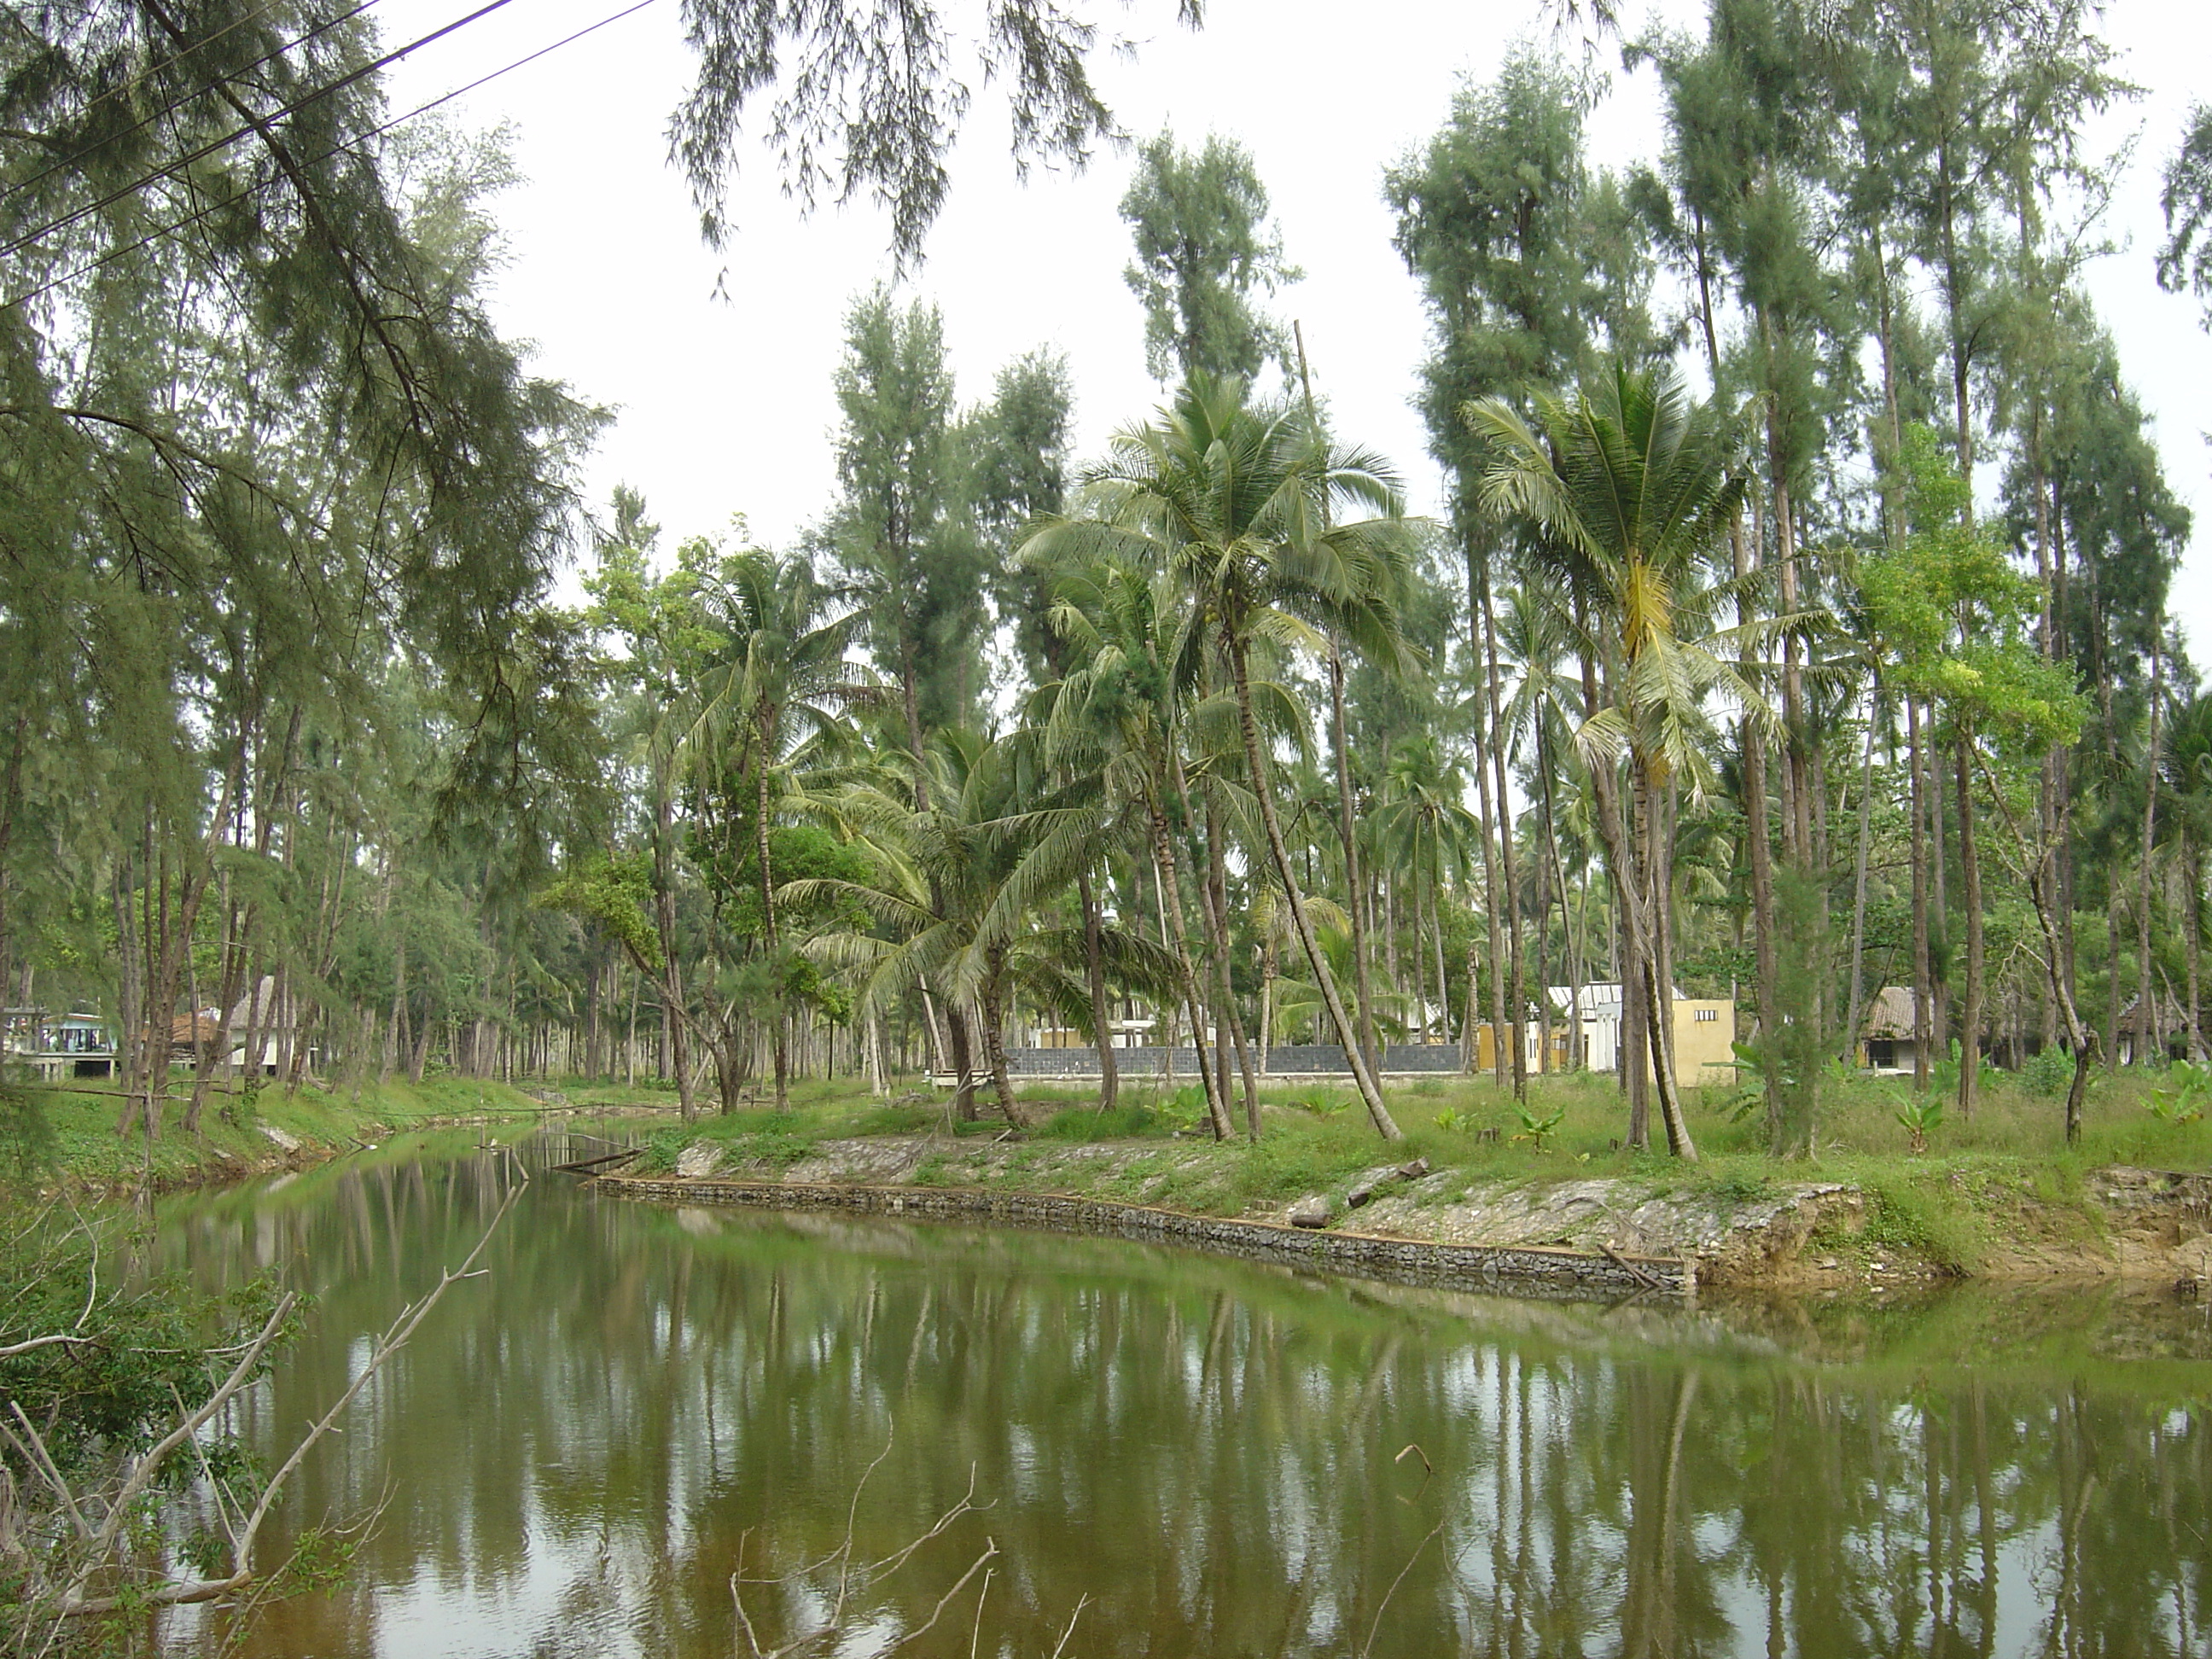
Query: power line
[
  {"left": 3, "top": 0, "right": 661, "bottom": 315},
  {"left": 3, "top": 0, "right": 386, "bottom": 212},
  {"left": 0, "top": 0, "right": 520, "bottom": 264}
]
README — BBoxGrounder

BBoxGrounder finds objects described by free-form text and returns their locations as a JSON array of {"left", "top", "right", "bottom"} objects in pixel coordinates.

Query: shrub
[
  {"left": 2020, "top": 1047, "right": 2073, "bottom": 1099},
  {"left": 1038, "top": 1106, "right": 1161, "bottom": 1141}
]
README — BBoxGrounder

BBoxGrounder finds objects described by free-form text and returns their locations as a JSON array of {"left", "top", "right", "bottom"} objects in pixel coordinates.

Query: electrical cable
[
  {"left": 0, "top": 0, "right": 519, "bottom": 263},
  {"left": 2, "top": 0, "right": 661, "bottom": 314},
  {"left": 3, "top": 0, "right": 386, "bottom": 212}
]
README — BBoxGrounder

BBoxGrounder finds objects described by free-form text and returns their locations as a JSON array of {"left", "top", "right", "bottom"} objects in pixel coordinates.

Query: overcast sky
[{"left": 376, "top": 0, "right": 2212, "bottom": 661}]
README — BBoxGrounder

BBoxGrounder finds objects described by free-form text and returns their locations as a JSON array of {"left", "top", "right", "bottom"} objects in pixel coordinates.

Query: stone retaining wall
[{"left": 601, "top": 1175, "right": 1692, "bottom": 1303}]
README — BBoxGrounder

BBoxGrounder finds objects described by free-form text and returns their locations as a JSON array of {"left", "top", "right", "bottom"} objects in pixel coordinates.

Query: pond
[{"left": 154, "top": 1129, "right": 2210, "bottom": 1656}]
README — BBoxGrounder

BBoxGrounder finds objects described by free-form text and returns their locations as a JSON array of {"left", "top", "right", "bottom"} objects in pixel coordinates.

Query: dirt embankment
[{"left": 644, "top": 1135, "right": 2212, "bottom": 1290}]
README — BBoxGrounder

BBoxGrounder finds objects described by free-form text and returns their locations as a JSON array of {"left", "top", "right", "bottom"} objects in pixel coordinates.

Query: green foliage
[
  {"left": 1121, "top": 131, "right": 1299, "bottom": 383},
  {"left": 1431, "top": 1105, "right": 1470, "bottom": 1133},
  {"left": 2021, "top": 1048, "right": 2075, "bottom": 1099},
  {"left": 1895, "top": 1095, "right": 1945, "bottom": 1155},
  {"left": 1930, "top": 1039, "right": 2000, "bottom": 1103},
  {"left": 1160, "top": 1085, "right": 1210, "bottom": 1131},
  {"left": 2150, "top": 1060, "right": 2210, "bottom": 1124},
  {"left": 1509, "top": 1101, "right": 1566, "bottom": 1152},
  {"left": 0, "top": 1089, "right": 58, "bottom": 1189},
  {"left": 1038, "top": 1106, "right": 1163, "bottom": 1141},
  {"left": 1863, "top": 429, "right": 2087, "bottom": 760},
  {"left": 1738, "top": 865, "right": 1839, "bottom": 1155},
  {"left": 537, "top": 853, "right": 663, "bottom": 973},
  {"left": 0, "top": 1212, "right": 300, "bottom": 1477}
]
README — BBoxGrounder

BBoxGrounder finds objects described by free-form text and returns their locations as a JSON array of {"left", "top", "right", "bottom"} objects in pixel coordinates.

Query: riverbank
[
  {"left": 0, "top": 1075, "right": 679, "bottom": 1195},
  {"left": 595, "top": 1071, "right": 2212, "bottom": 1291}
]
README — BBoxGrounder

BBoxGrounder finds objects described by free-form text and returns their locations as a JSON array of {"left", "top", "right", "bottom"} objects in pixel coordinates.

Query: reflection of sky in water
[{"left": 154, "top": 1133, "right": 2212, "bottom": 1658}]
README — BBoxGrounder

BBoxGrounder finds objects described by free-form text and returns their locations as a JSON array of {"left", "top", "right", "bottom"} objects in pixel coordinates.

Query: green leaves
[
  {"left": 537, "top": 853, "right": 663, "bottom": 975},
  {"left": 1860, "top": 428, "right": 2087, "bottom": 758}
]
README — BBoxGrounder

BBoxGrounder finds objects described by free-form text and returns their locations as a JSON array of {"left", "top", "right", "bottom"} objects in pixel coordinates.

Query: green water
[{"left": 152, "top": 1130, "right": 2211, "bottom": 1657}]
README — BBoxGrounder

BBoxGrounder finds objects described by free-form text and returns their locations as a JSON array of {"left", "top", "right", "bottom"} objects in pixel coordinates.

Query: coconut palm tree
[
  {"left": 689, "top": 549, "right": 873, "bottom": 1109},
  {"left": 795, "top": 729, "right": 1175, "bottom": 1124},
  {"left": 1467, "top": 363, "right": 1759, "bottom": 1161},
  {"left": 1375, "top": 734, "right": 1480, "bottom": 1044},
  {"left": 1024, "top": 379, "right": 1423, "bottom": 1141},
  {"left": 1022, "top": 556, "right": 1237, "bottom": 1138}
]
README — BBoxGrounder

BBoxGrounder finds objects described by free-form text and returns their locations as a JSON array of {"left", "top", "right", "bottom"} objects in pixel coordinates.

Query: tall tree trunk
[
  {"left": 2187, "top": 836, "right": 2205, "bottom": 1062},
  {"left": 1329, "top": 639, "right": 1381, "bottom": 1075},
  {"left": 1955, "top": 735, "right": 1983, "bottom": 1118},
  {"left": 1077, "top": 867, "right": 1120, "bottom": 1110},
  {"left": 1228, "top": 638, "right": 1401, "bottom": 1140},
  {"left": 1149, "top": 803, "right": 1232, "bottom": 1141},
  {"left": 1202, "top": 795, "right": 1260, "bottom": 1138},
  {"left": 1909, "top": 698, "right": 1936, "bottom": 1090},
  {"left": 755, "top": 727, "right": 789, "bottom": 1110},
  {"left": 980, "top": 952, "right": 1032, "bottom": 1126},
  {"left": 1478, "top": 557, "right": 1528, "bottom": 1100},
  {"left": 1639, "top": 763, "right": 1697, "bottom": 1161},
  {"left": 944, "top": 1001, "right": 979, "bottom": 1122},
  {"left": 2136, "top": 631, "right": 2165, "bottom": 1066},
  {"left": 1844, "top": 689, "right": 1880, "bottom": 1074}
]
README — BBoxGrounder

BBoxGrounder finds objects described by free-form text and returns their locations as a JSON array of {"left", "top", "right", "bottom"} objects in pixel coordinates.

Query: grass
[
  {"left": 32, "top": 1056, "right": 2195, "bottom": 1272},
  {"left": 0, "top": 1073, "right": 578, "bottom": 1192},
  {"left": 639, "top": 1062, "right": 2212, "bottom": 1270}
]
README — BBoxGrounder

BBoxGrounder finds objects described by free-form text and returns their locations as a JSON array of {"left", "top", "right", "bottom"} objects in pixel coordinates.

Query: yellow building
[{"left": 1529, "top": 986, "right": 1738, "bottom": 1088}]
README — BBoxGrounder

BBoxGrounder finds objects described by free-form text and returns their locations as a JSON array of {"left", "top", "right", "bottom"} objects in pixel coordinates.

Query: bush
[
  {"left": 2020, "top": 1047, "right": 2073, "bottom": 1098},
  {"left": 1037, "top": 1106, "right": 1161, "bottom": 1141}
]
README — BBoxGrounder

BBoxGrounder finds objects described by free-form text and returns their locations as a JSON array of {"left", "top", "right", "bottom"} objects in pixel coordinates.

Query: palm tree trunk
[
  {"left": 1330, "top": 640, "right": 1381, "bottom": 1074},
  {"left": 1149, "top": 802, "right": 1233, "bottom": 1140},
  {"left": 1639, "top": 761, "right": 1697, "bottom": 1161},
  {"left": 1203, "top": 798, "right": 1261, "bottom": 1138},
  {"left": 1076, "top": 867, "right": 1120, "bottom": 1110},
  {"left": 981, "top": 952, "right": 1031, "bottom": 1126},
  {"left": 1229, "top": 638, "right": 1402, "bottom": 1140},
  {"left": 755, "top": 731, "right": 789, "bottom": 1111},
  {"left": 944, "top": 999, "right": 979, "bottom": 1122},
  {"left": 1479, "top": 556, "right": 1528, "bottom": 1100},
  {"left": 1473, "top": 713, "right": 1508, "bottom": 1089}
]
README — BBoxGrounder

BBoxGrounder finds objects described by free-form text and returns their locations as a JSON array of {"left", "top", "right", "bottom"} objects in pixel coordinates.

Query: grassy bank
[
  {"left": 0, "top": 1074, "right": 638, "bottom": 1192},
  {"left": 614, "top": 1066, "right": 2212, "bottom": 1278}
]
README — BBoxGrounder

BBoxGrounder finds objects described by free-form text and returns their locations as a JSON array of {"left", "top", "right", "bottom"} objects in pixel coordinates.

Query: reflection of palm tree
[
  {"left": 1469, "top": 364, "right": 1758, "bottom": 1159},
  {"left": 1027, "top": 380, "right": 1420, "bottom": 1140}
]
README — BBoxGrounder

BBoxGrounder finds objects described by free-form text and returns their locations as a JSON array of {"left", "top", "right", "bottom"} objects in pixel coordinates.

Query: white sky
[{"left": 375, "top": 0, "right": 2212, "bottom": 663}]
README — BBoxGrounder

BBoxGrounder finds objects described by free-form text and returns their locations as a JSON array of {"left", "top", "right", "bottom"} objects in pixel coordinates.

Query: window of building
[{"left": 1693, "top": 1008, "right": 1718, "bottom": 1023}]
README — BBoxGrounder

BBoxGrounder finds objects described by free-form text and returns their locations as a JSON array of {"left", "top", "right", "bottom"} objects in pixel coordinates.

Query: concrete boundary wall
[
  {"left": 1000, "top": 1044, "right": 1466, "bottom": 1077},
  {"left": 601, "top": 1175, "right": 1693, "bottom": 1303}
]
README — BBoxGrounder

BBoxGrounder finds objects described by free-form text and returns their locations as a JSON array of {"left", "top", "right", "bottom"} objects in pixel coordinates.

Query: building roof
[
  {"left": 1863, "top": 987, "right": 1919, "bottom": 1040},
  {"left": 1545, "top": 984, "right": 1703, "bottom": 1017},
  {"left": 2116, "top": 990, "right": 2191, "bottom": 1034},
  {"left": 224, "top": 976, "right": 292, "bottom": 1033}
]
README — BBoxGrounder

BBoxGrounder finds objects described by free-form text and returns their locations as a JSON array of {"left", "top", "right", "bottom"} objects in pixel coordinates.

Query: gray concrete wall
[{"left": 1001, "top": 1044, "right": 1465, "bottom": 1077}]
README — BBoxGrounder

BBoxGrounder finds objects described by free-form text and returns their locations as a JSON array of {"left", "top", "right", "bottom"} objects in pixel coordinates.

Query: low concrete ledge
[{"left": 599, "top": 1175, "right": 1693, "bottom": 1303}]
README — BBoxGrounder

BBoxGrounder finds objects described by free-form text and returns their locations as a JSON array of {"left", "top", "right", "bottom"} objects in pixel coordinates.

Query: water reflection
[{"left": 154, "top": 1135, "right": 2211, "bottom": 1657}]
